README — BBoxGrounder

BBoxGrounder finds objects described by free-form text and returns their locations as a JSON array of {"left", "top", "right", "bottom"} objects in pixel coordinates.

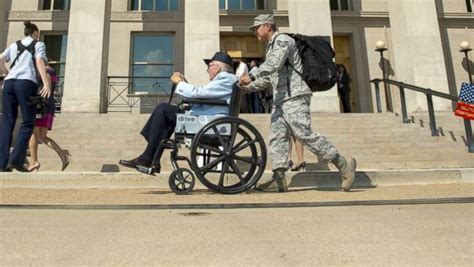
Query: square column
[
  {"left": 184, "top": 0, "right": 220, "bottom": 85},
  {"left": 288, "top": 0, "right": 340, "bottom": 112},
  {"left": 388, "top": 0, "right": 451, "bottom": 112},
  {"left": 0, "top": 1, "right": 6, "bottom": 50},
  {"left": 62, "top": 0, "right": 110, "bottom": 113}
]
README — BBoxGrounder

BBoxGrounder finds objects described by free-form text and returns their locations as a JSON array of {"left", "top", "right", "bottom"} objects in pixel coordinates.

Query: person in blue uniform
[
  {"left": 119, "top": 52, "right": 237, "bottom": 172},
  {"left": 0, "top": 21, "right": 51, "bottom": 172}
]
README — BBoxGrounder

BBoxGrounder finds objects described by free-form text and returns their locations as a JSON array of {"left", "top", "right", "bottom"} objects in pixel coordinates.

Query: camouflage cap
[{"left": 249, "top": 14, "right": 275, "bottom": 31}]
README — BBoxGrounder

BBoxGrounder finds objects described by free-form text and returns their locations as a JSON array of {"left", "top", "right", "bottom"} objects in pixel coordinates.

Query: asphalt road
[{"left": 1, "top": 203, "right": 473, "bottom": 266}]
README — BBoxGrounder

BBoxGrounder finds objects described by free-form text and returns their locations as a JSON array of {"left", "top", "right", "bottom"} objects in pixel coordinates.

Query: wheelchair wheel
[
  {"left": 169, "top": 168, "right": 195, "bottom": 195},
  {"left": 190, "top": 117, "right": 267, "bottom": 194}
]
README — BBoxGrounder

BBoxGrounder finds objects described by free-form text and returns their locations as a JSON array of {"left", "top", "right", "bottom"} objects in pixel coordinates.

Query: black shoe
[
  {"left": 8, "top": 164, "right": 30, "bottom": 172},
  {"left": 119, "top": 158, "right": 151, "bottom": 169},
  {"left": 290, "top": 161, "right": 306, "bottom": 172},
  {"left": 0, "top": 167, "right": 12, "bottom": 172}
]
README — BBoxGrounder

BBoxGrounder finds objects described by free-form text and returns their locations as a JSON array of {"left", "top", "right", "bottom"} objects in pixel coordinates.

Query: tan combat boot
[{"left": 339, "top": 158, "right": 357, "bottom": 192}]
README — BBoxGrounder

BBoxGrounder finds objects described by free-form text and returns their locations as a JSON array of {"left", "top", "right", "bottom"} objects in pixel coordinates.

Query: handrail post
[
  {"left": 399, "top": 85, "right": 409, "bottom": 123},
  {"left": 426, "top": 92, "right": 439, "bottom": 136},
  {"left": 105, "top": 76, "right": 110, "bottom": 109},
  {"left": 374, "top": 80, "right": 382, "bottom": 113},
  {"left": 464, "top": 119, "right": 474, "bottom": 153}
]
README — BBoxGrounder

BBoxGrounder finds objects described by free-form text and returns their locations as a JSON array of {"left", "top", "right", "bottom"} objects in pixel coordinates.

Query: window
[
  {"left": 467, "top": 0, "right": 473, "bottom": 12},
  {"left": 219, "top": 0, "right": 264, "bottom": 10},
  {"left": 330, "top": 0, "right": 351, "bottom": 11},
  {"left": 42, "top": 0, "right": 71, "bottom": 10},
  {"left": 130, "top": 0, "right": 179, "bottom": 11},
  {"left": 131, "top": 35, "right": 175, "bottom": 93},
  {"left": 43, "top": 34, "right": 68, "bottom": 77}
]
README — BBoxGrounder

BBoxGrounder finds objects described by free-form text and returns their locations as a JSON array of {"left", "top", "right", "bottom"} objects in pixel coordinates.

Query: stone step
[
  {"left": 10, "top": 112, "right": 473, "bottom": 174},
  {"left": 1, "top": 168, "right": 473, "bottom": 190},
  {"left": 33, "top": 153, "right": 474, "bottom": 172},
  {"left": 33, "top": 142, "right": 472, "bottom": 156}
]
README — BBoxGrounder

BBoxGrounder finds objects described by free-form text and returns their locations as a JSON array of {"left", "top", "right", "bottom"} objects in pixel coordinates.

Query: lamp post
[
  {"left": 459, "top": 41, "right": 474, "bottom": 153},
  {"left": 460, "top": 41, "right": 473, "bottom": 84},
  {"left": 375, "top": 40, "right": 392, "bottom": 111}
]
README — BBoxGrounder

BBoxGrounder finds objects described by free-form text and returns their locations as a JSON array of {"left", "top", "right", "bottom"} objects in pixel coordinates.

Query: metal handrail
[
  {"left": 370, "top": 78, "right": 473, "bottom": 153},
  {"left": 106, "top": 76, "right": 179, "bottom": 113}
]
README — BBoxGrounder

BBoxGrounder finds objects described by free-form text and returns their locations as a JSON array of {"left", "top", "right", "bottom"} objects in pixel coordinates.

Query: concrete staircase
[{"left": 1, "top": 112, "right": 473, "bottom": 189}]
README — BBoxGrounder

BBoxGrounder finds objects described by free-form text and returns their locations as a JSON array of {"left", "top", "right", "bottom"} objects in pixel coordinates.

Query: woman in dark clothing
[
  {"left": 337, "top": 64, "right": 352, "bottom": 113},
  {"left": 0, "top": 21, "right": 51, "bottom": 172}
]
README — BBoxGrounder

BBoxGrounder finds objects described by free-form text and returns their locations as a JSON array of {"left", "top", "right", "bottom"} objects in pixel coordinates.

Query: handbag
[{"left": 28, "top": 95, "right": 48, "bottom": 119}]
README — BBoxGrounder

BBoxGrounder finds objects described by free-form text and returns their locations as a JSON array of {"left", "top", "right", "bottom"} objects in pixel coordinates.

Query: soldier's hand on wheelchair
[{"left": 239, "top": 75, "right": 251, "bottom": 86}]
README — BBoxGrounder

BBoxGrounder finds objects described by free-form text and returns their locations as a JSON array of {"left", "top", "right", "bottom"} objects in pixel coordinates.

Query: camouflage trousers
[{"left": 269, "top": 95, "right": 338, "bottom": 170}]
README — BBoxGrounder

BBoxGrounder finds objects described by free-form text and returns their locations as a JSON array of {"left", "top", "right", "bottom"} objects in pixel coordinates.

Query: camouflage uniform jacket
[{"left": 249, "top": 31, "right": 312, "bottom": 106}]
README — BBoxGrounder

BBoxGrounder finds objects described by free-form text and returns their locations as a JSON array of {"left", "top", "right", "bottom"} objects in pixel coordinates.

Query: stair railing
[{"left": 370, "top": 78, "right": 473, "bottom": 153}]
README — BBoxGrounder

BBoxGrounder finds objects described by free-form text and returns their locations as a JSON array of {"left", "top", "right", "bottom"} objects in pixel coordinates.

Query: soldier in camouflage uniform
[{"left": 239, "top": 14, "right": 357, "bottom": 192}]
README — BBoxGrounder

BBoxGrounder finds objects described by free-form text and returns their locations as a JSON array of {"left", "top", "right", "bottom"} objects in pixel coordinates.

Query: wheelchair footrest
[{"left": 136, "top": 165, "right": 155, "bottom": 175}]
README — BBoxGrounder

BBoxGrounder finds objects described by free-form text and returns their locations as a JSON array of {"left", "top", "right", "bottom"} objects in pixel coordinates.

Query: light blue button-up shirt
[
  {"left": 1, "top": 36, "right": 47, "bottom": 84},
  {"left": 175, "top": 71, "right": 237, "bottom": 116}
]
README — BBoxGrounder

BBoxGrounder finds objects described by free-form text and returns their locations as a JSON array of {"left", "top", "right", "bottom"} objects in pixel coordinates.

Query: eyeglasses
[{"left": 207, "top": 63, "right": 219, "bottom": 73}]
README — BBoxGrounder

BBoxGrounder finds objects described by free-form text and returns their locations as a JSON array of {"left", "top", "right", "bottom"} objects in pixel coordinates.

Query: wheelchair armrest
[{"left": 180, "top": 98, "right": 228, "bottom": 106}]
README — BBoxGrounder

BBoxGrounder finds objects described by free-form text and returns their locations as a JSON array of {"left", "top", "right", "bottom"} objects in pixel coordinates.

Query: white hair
[{"left": 215, "top": 61, "right": 235, "bottom": 74}]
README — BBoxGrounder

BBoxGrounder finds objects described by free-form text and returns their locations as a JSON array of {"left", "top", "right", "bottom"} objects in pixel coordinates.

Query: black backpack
[{"left": 284, "top": 34, "right": 337, "bottom": 92}]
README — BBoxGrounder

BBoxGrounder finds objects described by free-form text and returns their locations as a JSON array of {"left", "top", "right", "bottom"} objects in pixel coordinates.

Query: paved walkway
[
  {"left": 1, "top": 184, "right": 473, "bottom": 205},
  {"left": 1, "top": 203, "right": 472, "bottom": 265}
]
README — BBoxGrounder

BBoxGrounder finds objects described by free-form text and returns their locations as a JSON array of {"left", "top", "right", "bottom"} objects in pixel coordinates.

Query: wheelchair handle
[{"left": 168, "top": 77, "right": 188, "bottom": 104}]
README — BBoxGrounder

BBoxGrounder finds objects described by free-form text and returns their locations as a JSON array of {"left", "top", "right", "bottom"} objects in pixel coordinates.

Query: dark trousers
[
  {"left": 0, "top": 79, "right": 38, "bottom": 168},
  {"left": 339, "top": 89, "right": 352, "bottom": 113},
  {"left": 139, "top": 103, "right": 179, "bottom": 163},
  {"left": 250, "top": 92, "right": 261, "bottom": 113}
]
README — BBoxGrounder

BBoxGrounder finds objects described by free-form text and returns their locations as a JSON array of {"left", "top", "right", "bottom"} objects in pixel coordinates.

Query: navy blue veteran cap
[{"left": 203, "top": 52, "right": 234, "bottom": 67}]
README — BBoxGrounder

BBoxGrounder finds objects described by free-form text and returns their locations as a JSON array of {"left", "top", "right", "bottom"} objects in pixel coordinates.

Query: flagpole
[{"left": 459, "top": 41, "right": 473, "bottom": 152}]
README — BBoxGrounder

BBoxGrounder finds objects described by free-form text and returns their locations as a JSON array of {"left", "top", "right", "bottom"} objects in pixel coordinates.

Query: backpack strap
[
  {"left": 10, "top": 40, "right": 26, "bottom": 69},
  {"left": 269, "top": 33, "right": 294, "bottom": 97},
  {"left": 10, "top": 40, "right": 38, "bottom": 72}
]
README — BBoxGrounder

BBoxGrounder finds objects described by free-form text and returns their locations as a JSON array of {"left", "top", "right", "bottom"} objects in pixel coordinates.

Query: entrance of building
[
  {"left": 220, "top": 35, "right": 264, "bottom": 59},
  {"left": 220, "top": 35, "right": 269, "bottom": 113},
  {"left": 333, "top": 35, "right": 356, "bottom": 112}
]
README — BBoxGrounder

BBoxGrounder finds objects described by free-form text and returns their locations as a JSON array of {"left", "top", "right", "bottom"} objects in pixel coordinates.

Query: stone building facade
[{"left": 0, "top": 0, "right": 473, "bottom": 113}]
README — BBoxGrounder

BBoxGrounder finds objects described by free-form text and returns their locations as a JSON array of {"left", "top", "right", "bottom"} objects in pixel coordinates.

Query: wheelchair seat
[{"left": 174, "top": 83, "right": 242, "bottom": 139}]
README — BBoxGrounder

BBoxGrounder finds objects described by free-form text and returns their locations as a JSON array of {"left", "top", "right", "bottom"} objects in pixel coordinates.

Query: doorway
[
  {"left": 220, "top": 35, "right": 268, "bottom": 113},
  {"left": 333, "top": 35, "right": 356, "bottom": 112}
]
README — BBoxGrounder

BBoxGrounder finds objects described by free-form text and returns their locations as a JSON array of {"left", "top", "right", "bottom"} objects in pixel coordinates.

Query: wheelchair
[{"left": 137, "top": 83, "right": 267, "bottom": 195}]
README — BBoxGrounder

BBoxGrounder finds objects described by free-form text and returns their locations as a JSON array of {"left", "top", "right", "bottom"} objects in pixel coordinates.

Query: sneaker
[
  {"left": 255, "top": 169, "right": 288, "bottom": 192},
  {"left": 339, "top": 158, "right": 357, "bottom": 192}
]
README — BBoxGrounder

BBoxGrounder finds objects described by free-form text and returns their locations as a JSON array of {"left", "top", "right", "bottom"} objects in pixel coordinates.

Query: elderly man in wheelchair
[{"left": 119, "top": 52, "right": 267, "bottom": 194}]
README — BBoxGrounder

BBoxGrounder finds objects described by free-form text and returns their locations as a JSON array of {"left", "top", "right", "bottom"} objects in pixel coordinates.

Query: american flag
[{"left": 455, "top": 82, "right": 474, "bottom": 120}]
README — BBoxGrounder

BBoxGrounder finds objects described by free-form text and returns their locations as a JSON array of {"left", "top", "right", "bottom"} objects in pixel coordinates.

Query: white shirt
[
  {"left": 1, "top": 36, "right": 48, "bottom": 84},
  {"left": 235, "top": 61, "right": 249, "bottom": 78},
  {"left": 249, "top": 66, "right": 258, "bottom": 76}
]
